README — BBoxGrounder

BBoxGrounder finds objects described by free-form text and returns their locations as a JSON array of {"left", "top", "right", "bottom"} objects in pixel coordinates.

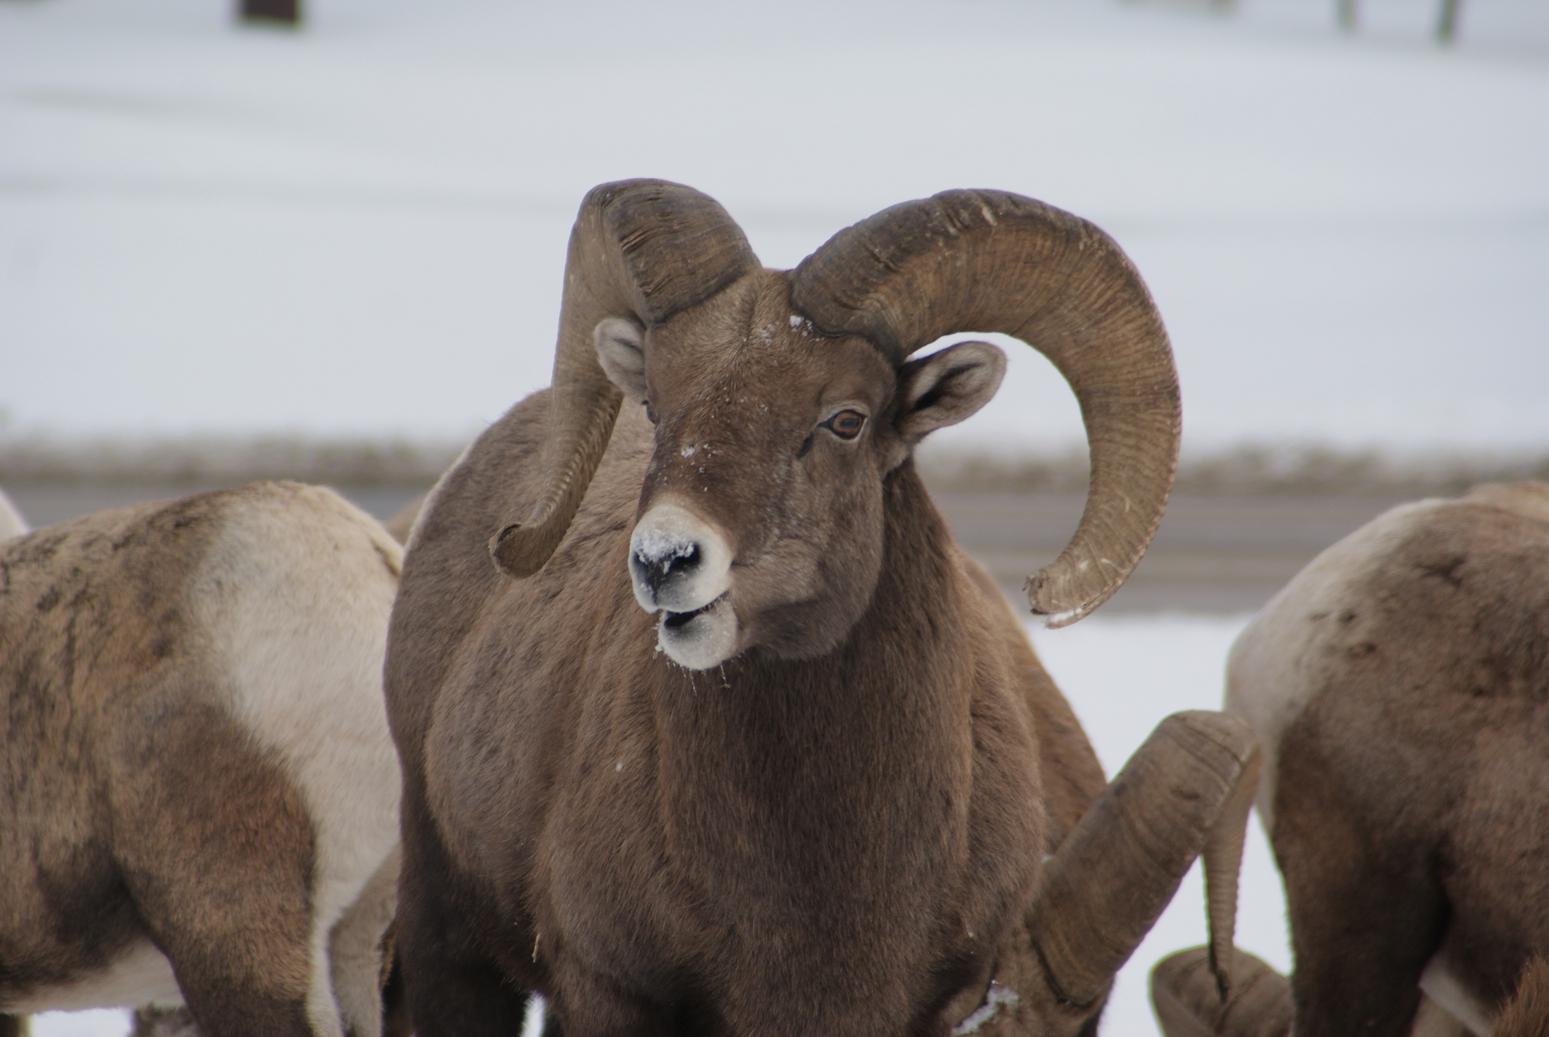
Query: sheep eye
[
  {"left": 644, "top": 401, "right": 658, "bottom": 425},
  {"left": 823, "top": 409, "right": 866, "bottom": 440}
]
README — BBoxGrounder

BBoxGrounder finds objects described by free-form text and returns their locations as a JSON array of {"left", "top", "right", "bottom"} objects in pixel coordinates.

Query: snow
[
  {"left": 951, "top": 980, "right": 1021, "bottom": 1035},
  {"left": 1032, "top": 612, "right": 1289, "bottom": 1035},
  {"left": 6, "top": 0, "right": 1539, "bottom": 1031},
  {"left": 2, "top": 0, "right": 1547, "bottom": 462},
  {"left": 632, "top": 528, "right": 695, "bottom": 569}
]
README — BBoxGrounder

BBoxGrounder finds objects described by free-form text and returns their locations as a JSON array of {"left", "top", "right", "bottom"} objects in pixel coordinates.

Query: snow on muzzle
[{"left": 629, "top": 502, "right": 737, "bottom": 670}]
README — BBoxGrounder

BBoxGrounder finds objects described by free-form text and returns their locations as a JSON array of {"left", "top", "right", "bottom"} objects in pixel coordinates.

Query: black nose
[{"left": 632, "top": 541, "right": 701, "bottom": 596}]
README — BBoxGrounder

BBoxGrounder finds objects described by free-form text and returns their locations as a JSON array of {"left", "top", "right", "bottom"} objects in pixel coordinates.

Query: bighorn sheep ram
[
  {"left": 1150, "top": 483, "right": 1549, "bottom": 1036},
  {"left": 0, "top": 481, "right": 402, "bottom": 1036},
  {"left": 386, "top": 179, "right": 1259, "bottom": 1035}
]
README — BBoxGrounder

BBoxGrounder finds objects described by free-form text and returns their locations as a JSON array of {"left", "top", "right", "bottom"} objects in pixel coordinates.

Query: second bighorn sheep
[
  {"left": 1152, "top": 483, "right": 1549, "bottom": 1036},
  {"left": 1, "top": 481, "right": 402, "bottom": 1036},
  {"left": 386, "top": 180, "right": 1258, "bottom": 1035}
]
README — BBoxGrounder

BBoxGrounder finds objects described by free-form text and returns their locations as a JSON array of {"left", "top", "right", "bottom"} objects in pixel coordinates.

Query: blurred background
[{"left": 3, "top": 0, "right": 1546, "bottom": 1033}]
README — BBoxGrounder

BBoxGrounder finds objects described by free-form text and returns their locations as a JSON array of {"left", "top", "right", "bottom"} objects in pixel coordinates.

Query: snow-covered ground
[
  {"left": 31, "top": 614, "right": 1279, "bottom": 1037},
  {"left": 3, "top": 0, "right": 1547, "bottom": 463},
  {"left": 7, "top": 0, "right": 1544, "bottom": 1032}
]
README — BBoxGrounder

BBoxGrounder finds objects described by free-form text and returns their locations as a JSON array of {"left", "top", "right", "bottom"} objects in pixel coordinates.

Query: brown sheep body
[
  {"left": 1152, "top": 483, "right": 1549, "bottom": 1037},
  {"left": 0, "top": 482, "right": 403, "bottom": 1036},
  {"left": 387, "top": 181, "right": 1257, "bottom": 1037}
]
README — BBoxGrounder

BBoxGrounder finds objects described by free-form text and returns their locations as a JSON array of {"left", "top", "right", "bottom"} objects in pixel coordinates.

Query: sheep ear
[
  {"left": 594, "top": 317, "right": 648, "bottom": 401},
  {"left": 895, "top": 341, "right": 1006, "bottom": 444}
]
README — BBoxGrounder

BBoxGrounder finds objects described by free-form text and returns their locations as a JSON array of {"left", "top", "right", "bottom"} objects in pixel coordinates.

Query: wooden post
[
  {"left": 240, "top": 0, "right": 302, "bottom": 27},
  {"left": 1437, "top": 0, "right": 1461, "bottom": 43},
  {"left": 1337, "top": 0, "right": 1357, "bottom": 31}
]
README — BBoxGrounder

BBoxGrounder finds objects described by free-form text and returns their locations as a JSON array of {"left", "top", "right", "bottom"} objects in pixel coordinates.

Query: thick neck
[
  {"left": 650, "top": 464, "right": 977, "bottom": 892},
  {"left": 655, "top": 464, "right": 970, "bottom": 747},
  {"left": 641, "top": 467, "right": 1027, "bottom": 1031}
]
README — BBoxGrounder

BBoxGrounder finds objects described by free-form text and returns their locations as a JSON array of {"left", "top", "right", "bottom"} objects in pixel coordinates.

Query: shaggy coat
[
  {"left": 386, "top": 181, "right": 1254, "bottom": 1037},
  {"left": 388, "top": 396, "right": 1107, "bottom": 1036},
  {"left": 1152, "top": 483, "right": 1549, "bottom": 1037},
  {"left": 0, "top": 482, "right": 402, "bottom": 1036}
]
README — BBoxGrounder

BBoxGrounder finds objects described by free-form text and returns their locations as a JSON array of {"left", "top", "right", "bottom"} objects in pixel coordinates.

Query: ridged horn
[
  {"left": 1150, "top": 946, "right": 1292, "bottom": 1037},
  {"left": 1027, "top": 711, "right": 1258, "bottom": 1008},
  {"left": 489, "top": 180, "right": 759, "bottom": 577},
  {"left": 1203, "top": 735, "right": 1261, "bottom": 1001},
  {"left": 790, "top": 190, "right": 1180, "bottom": 625}
]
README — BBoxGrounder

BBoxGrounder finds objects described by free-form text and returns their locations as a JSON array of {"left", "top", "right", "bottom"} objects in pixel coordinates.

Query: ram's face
[
  {"left": 596, "top": 273, "right": 1003, "bottom": 670},
  {"left": 600, "top": 276, "right": 895, "bottom": 670}
]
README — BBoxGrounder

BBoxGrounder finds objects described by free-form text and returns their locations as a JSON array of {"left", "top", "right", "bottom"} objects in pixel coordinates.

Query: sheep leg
[
  {"left": 393, "top": 894, "right": 531, "bottom": 1037},
  {"left": 545, "top": 961, "right": 676, "bottom": 1037},
  {"left": 129, "top": 1007, "right": 201, "bottom": 1037},
  {"left": 1272, "top": 747, "right": 1445, "bottom": 1037},
  {"left": 105, "top": 686, "right": 330, "bottom": 1036},
  {"left": 0, "top": 1015, "right": 27, "bottom": 1037},
  {"left": 396, "top": 793, "right": 531, "bottom": 1037},
  {"left": 327, "top": 848, "right": 400, "bottom": 1037}
]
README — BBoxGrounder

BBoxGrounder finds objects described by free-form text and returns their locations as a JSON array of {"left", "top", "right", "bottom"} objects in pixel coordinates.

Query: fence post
[{"left": 239, "top": 0, "right": 302, "bottom": 27}]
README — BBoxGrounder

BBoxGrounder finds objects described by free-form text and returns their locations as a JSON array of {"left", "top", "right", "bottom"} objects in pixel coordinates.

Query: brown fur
[
  {"left": 1228, "top": 483, "right": 1549, "bottom": 1036},
  {"left": 1152, "top": 947, "right": 1549, "bottom": 1037},
  {"left": 387, "top": 271, "right": 1112, "bottom": 1036},
  {"left": 0, "top": 482, "right": 400, "bottom": 1035},
  {"left": 1496, "top": 957, "right": 1549, "bottom": 1037}
]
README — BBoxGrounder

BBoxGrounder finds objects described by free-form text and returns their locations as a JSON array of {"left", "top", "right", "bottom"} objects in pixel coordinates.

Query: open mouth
[
  {"left": 654, "top": 593, "right": 737, "bottom": 669},
  {"left": 660, "top": 593, "right": 726, "bottom": 633}
]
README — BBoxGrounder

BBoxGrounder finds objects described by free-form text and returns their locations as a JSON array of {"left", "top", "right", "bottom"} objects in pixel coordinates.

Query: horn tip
[
  {"left": 1160, "top": 710, "right": 1258, "bottom": 763},
  {"left": 488, "top": 521, "right": 553, "bottom": 579},
  {"left": 1208, "top": 942, "right": 1234, "bottom": 1003},
  {"left": 1024, "top": 571, "right": 1102, "bottom": 629}
]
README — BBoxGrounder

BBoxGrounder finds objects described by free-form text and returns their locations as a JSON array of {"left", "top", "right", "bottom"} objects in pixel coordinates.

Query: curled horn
[
  {"left": 790, "top": 191, "right": 1180, "bottom": 625},
  {"left": 489, "top": 180, "right": 759, "bottom": 577},
  {"left": 1203, "top": 732, "right": 1261, "bottom": 1001},
  {"left": 1150, "top": 946, "right": 1293, "bottom": 1037},
  {"left": 1026, "top": 711, "right": 1259, "bottom": 1008}
]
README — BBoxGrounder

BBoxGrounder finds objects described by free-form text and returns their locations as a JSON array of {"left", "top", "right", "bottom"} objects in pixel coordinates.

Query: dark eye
[
  {"left": 644, "top": 400, "right": 658, "bottom": 425},
  {"left": 823, "top": 409, "right": 866, "bottom": 440}
]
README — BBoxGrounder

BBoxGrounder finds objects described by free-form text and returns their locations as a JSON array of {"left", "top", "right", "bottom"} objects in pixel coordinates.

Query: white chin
[{"left": 657, "top": 596, "right": 738, "bottom": 670}]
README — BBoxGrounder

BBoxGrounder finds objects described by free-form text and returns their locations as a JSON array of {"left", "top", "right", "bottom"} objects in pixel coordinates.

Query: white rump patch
[
  {"left": 1226, "top": 498, "right": 1449, "bottom": 832},
  {"left": 194, "top": 485, "right": 402, "bottom": 1036}
]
